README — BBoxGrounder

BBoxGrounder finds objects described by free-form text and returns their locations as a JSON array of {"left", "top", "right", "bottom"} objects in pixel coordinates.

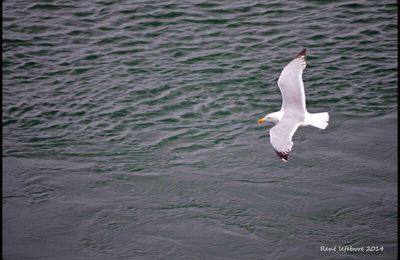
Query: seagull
[{"left": 257, "top": 48, "right": 329, "bottom": 162}]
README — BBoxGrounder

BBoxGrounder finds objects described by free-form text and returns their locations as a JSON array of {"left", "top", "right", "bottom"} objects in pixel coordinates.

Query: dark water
[{"left": 3, "top": 0, "right": 397, "bottom": 259}]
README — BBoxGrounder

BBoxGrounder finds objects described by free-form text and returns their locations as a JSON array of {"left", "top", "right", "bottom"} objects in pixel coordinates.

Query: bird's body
[{"left": 258, "top": 49, "right": 329, "bottom": 161}]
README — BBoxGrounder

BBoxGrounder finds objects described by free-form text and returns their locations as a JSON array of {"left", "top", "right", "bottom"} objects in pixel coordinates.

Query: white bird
[{"left": 257, "top": 48, "right": 329, "bottom": 162}]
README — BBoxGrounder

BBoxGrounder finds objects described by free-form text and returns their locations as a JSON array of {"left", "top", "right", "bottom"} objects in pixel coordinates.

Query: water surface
[{"left": 3, "top": 0, "right": 397, "bottom": 259}]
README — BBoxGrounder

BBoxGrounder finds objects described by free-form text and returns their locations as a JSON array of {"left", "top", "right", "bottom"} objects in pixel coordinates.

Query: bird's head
[{"left": 257, "top": 112, "right": 281, "bottom": 124}]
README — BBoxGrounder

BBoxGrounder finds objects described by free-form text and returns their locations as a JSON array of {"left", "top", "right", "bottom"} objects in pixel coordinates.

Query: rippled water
[{"left": 3, "top": 0, "right": 397, "bottom": 259}]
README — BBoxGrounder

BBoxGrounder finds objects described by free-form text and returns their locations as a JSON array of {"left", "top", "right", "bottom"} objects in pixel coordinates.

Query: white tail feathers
[{"left": 306, "top": 112, "right": 329, "bottom": 129}]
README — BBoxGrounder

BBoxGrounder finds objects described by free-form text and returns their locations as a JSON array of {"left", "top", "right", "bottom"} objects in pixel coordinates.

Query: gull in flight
[{"left": 257, "top": 48, "right": 329, "bottom": 162}]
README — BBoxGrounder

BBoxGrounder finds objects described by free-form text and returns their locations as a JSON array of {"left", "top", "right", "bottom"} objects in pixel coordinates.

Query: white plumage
[{"left": 258, "top": 49, "right": 329, "bottom": 161}]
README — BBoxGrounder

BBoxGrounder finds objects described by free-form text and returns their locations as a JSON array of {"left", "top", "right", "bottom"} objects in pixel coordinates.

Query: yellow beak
[{"left": 257, "top": 118, "right": 266, "bottom": 124}]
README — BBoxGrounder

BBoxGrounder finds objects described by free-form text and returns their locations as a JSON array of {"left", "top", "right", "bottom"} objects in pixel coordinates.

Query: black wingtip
[
  {"left": 275, "top": 151, "right": 290, "bottom": 162},
  {"left": 295, "top": 48, "right": 307, "bottom": 58}
]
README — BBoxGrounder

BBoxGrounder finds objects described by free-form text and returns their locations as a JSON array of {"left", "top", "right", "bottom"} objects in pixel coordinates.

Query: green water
[{"left": 3, "top": 1, "right": 397, "bottom": 259}]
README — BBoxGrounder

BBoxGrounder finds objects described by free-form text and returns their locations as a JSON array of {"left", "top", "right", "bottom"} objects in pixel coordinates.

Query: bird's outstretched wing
[
  {"left": 269, "top": 115, "right": 302, "bottom": 161},
  {"left": 277, "top": 48, "right": 307, "bottom": 112}
]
